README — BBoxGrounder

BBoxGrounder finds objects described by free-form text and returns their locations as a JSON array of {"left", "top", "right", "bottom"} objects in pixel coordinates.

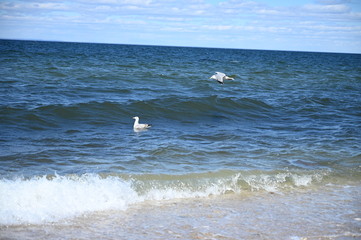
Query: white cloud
[
  {"left": 0, "top": 0, "right": 360, "bottom": 53},
  {"left": 302, "top": 3, "right": 350, "bottom": 13},
  {"left": 203, "top": 25, "right": 234, "bottom": 31}
]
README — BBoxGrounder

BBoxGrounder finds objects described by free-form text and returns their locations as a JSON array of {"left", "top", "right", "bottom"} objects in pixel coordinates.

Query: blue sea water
[{"left": 0, "top": 40, "right": 360, "bottom": 236}]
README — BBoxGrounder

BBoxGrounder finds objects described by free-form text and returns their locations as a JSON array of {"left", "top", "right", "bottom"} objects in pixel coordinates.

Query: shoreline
[{"left": 2, "top": 185, "right": 360, "bottom": 240}]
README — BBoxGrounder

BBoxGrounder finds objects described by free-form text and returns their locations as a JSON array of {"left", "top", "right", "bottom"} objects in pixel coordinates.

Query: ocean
[{"left": 0, "top": 39, "right": 360, "bottom": 239}]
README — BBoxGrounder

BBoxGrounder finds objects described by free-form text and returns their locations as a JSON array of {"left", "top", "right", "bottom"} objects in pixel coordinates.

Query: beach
[
  {"left": 2, "top": 185, "right": 360, "bottom": 239},
  {"left": 0, "top": 40, "right": 360, "bottom": 239}
]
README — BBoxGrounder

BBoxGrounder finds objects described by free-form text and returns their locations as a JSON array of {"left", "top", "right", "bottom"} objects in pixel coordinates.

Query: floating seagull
[
  {"left": 210, "top": 72, "right": 234, "bottom": 84},
  {"left": 133, "top": 116, "right": 151, "bottom": 131}
]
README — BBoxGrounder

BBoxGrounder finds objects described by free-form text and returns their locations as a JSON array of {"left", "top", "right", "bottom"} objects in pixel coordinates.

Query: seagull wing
[
  {"left": 215, "top": 72, "right": 225, "bottom": 77},
  {"left": 215, "top": 72, "right": 226, "bottom": 84},
  {"left": 135, "top": 123, "right": 151, "bottom": 129}
]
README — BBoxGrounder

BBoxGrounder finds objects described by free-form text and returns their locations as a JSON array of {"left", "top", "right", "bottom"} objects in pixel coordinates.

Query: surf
[{"left": 0, "top": 169, "right": 336, "bottom": 225}]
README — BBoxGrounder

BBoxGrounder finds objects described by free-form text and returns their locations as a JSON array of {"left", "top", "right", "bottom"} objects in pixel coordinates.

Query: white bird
[
  {"left": 210, "top": 72, "right": 234, "bottom": 84},
  {"left": 133, "top": 116, "right": 151, "bottom": 131}
]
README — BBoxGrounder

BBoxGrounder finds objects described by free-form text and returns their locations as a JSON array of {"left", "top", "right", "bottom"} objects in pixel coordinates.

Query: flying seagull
[
  {"left": 210, "top": 72, "right": 234, "bottom": 84},
  {"left": 133, "top": 116, "right": 151, "bottom": 131}
]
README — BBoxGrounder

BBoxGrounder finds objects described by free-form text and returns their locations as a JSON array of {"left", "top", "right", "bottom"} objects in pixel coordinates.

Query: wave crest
[{"left": 0, "top": 170, "right": 330, "bottom": 225}]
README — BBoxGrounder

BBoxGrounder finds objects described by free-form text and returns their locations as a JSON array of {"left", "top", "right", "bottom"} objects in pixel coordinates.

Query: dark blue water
[{"left": 0, "top": 40, "right": 360, "bottom": 225}]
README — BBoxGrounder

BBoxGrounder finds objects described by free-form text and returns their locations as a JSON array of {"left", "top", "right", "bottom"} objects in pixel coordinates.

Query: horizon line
[{"left": 1, "top": 38, "right": 360, "bottom": 55}]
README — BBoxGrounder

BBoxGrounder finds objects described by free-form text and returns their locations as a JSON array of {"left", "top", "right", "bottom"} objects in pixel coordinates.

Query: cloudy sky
[{"left": 1, "top": 0, "right": 360, "bottom": 53}]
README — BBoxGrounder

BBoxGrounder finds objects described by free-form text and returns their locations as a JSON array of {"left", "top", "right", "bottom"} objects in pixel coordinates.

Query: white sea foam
[
  {"left": 0, "top": 174, "right": 139, "bottom": 225},
  {"left": 0, "top": 171, "right": 328, "bottom": 225},
  {"left": 241, "top": 170, "right": 328, "bottom": 192}
]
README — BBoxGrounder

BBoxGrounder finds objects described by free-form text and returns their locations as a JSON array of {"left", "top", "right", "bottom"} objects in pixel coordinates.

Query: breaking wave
[{"left": 0, "top": 169, "right": 332, "bottom": 225}]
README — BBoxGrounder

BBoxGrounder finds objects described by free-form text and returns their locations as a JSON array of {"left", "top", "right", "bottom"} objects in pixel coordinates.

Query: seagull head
[{"left": 133, "top": 116, "right": 139, "bottom": 120}]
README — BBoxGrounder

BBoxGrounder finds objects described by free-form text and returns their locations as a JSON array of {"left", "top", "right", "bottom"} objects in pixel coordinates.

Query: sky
[{"left": 0, "top": 0, "right": 360, "bottom": 53}]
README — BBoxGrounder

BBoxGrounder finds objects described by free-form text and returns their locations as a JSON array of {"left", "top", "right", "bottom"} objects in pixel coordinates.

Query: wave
[
  {"left": 0, "top": 169, "right": 332, "bottom": 225},
  {"left": 0, "top": 96, "right": 276, "bottom": 129}
]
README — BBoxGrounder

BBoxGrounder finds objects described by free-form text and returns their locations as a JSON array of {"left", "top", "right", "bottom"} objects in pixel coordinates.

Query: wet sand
[{"left": 1, "top": 185, "right": 360, "bottom": 240}]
